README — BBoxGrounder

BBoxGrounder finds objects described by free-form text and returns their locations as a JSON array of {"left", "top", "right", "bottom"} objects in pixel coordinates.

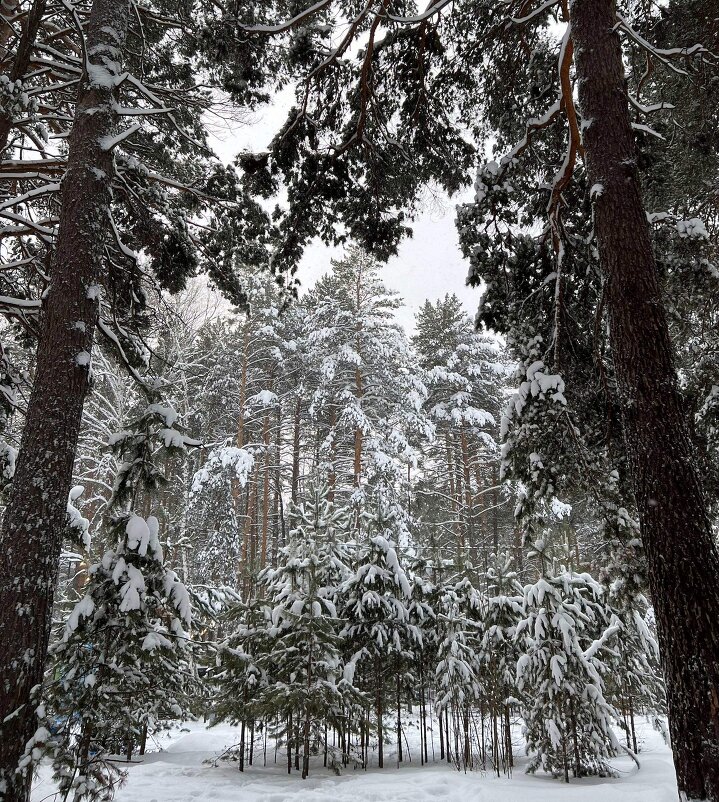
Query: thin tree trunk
[
  {"left": 570, "top": 704, "right": 580, "bottom": 778},
  {"left": 260, "top": 406, "right": 271, "bottom": 569},
  {"left": 240, "top": 467, "right": 258, "bottom": 599},
  {"left": 272, "top": 474, "right": 281, "bottom": 567},
  {"left": 302, "top": 617, "right": 313, "bottom": 779},
  {"left": 275, "top": 472, "right": 286, "bottom": 560},
  {"left": 629, "top": 692, "right": 638, "bottom": 755},
  {"left": 438, "top": 703, "right": 445, "bottom": 761},
  {"left": 452, "top": 435, "right": 465, "bottom": 553},
  {"left": 460, "top": 428, "right": 475, "bottom": 562},
  {"left": 353, "top": 270, "right": 364, "bottom": 516},
  {"left": 491, "top": 710, "right": 499, "bottom": 774},
  {"left": 572, "top": 3, "right": 719, "bottom": 798},
  {"left": 445, "top": 708, "right": 451, "bottom": 765},
  {"left": 419, "top": 695, "right": 424, "bottom": 766},
  {"left": 396, "top": 671, "right": 402, "bottom": 765},
  {"left": 291, "top": 396, "right": 301, "bottom": 504},
  {"left": 376, "top": 658, "right": 384, "bottom": 769},
  {"left": 504, "top": 705, "right": 513, "bottom": 772},
  {"left": 327, "top": 404, "right": 336, "bottom": 503},
  {"left": 239, "top": 709, "right": 246, "bottom": 771},
  {"left": 287, "top": 712, "right": 292, "bottom": 774},
  {"left": 492, "top": 464, "right": 499, "bottom": 554},
  {"left": 233, "top": 325, "right": 250, "bottom": 575},
  {"left": 354, "top": 367, "right": 363, "bottom": 488},
  {"left": 0, "top": 1, "right": 129, "bottom": 797}
]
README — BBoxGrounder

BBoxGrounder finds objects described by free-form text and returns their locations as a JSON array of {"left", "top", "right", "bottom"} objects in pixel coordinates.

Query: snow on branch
[
  {"left": 241, "top": 0, "right": 332, "bottom": 34},
  {"left": 615, "top": 14, "right": 710, "bottom": 76},
  {"left": 384, "top": 0, "right": 455, "bottom": 25},
  {"left": 510, "top": 0, "right": 560, "bottom": 26},
  {"left": 99, "top": 122, "right": 142, "bottom": 151}
]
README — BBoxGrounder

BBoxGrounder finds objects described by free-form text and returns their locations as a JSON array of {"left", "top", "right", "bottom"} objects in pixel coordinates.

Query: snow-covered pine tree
[
  {"left": 0, "top": 1, "right": 275, "bottom": 787},
  {"left": 605, "top": 582, "right": 666, "bottom": 753},
  {"left": 412, "top": 294, "right": 506, "bottom": 568},
  {"left": 340, "top": 498, "right": 419, "bottom": 769},
  {"left": 433, "top": 572, "right": 484, "bottom": 770},
  {"left": 303, "top": 248, "right": 431, "bottom": 525},
  {"left": 404, "top": 556, "right": 436, "bottom": 767},
  {"left": 515, "top": 547, "right": 621, "bottom": 781},
  {"left": 41, "top": 513, "right": 195, "bottom": 801},
  {"left": 39, "top": 401, "right": 199, "bottom": 801},
  {"left": 253, "top": 492, "right": 361, "bottom": 778},
  {"left": 286, "top": 483, "right": 354, "bottom": 598},
  {"left": 208, "top": 598, "right": 270, "bottom": 771},
  {"left": 478, "top": 553, "right": 523, "bottom": 775}
]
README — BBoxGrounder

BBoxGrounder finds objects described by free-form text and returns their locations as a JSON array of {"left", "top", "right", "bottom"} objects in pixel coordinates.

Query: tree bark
[
  {"left": 354, "top": 367, "right": 363, "bottom": 488},
  {"left": 376, "top": 656, "right": 383, "bottom": 769},
  {"left": 396, "top": 671, "right": 402, "bottom": 765},
  {"left": 572, "top": 2, "right": 719, "bottom": 798},
  {"left": 459, "top": 428, "right": 475, "bottom": 560},
  {"left": 260, "top": 402, "right": 272, "bottom": 569},
  {"left": 327, "top": 403, "right": 336, "bottom": 503},
  {"left": 0, "top": 0, "right": 129, "bottom": 797},
  {"left": 287, "top": 711, "right": 292, "bottom": 774},
  {"left": 291, "top": 396, "right": 301, "bottom": 504}
]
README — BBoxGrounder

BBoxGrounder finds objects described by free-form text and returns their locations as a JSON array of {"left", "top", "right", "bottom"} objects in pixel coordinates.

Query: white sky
[{"left": 208, "top": 97, "right": 481, "bottom": 333}]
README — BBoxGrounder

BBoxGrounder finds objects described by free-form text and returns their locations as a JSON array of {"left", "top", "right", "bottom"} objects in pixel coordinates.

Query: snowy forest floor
[{"left": 31, "top": 718, "right": 677, "bottom": 802}]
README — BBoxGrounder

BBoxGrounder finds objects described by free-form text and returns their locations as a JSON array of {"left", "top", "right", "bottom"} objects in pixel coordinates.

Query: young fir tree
[
  {"left": 605, "top": 583, "right": 666, "bottom": 754},
  {"left": 38, "top": 401, "right": 198, "bottom": 801},
  {"left": 253, "top": 487, "right": 360, "bottom": 778},
  {"left": 400, "top": 556, "right": 435, "bottom": 767},
  {"left": 478, "top": 553, "right": 523, "bottom": 775},
  {"left": 515, "top": 544, "right": 621, "bottom": 782},
  {"left": 433, "top": 573, "right": 484, "bottom": 771},
  {"left": 340, "top": 497, "right": 419, "bottom": 769},
  {"left": 208, "top": 598, "right": 271, "bottom": 772}
]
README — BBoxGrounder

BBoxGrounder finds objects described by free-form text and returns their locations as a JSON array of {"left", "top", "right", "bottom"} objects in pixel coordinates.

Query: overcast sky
[{"left": 209, "top": 98, "right": 481, "bottom": 333}]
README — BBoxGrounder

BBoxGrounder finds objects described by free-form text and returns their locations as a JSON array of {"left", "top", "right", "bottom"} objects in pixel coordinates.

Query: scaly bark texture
[
  {"left": 0, "top": 0, "right": 128, "bottom": 798},
  {"left": 571, "top": 1, "right": 719, "bottom": 799}
]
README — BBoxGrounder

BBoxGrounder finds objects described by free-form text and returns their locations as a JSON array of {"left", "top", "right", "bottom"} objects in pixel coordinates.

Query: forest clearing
[{"left": 30, "top": 719, "right": 678, "bottom": 802}]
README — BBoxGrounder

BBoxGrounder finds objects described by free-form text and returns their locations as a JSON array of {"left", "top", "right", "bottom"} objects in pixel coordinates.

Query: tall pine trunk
[
  {"left": 572, "top": 2, "right": 719, "bottom": 798},
  {"left": 0, "top": 0, "right": 129, "bottom": 797},
  {"left": 260, "top": 399, "right": 272, "bottom": 569}
]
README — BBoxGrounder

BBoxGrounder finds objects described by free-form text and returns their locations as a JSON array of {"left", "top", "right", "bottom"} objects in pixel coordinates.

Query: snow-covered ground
[{"left": 32, "top": 718, "right": 678, "bottom": 802}]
